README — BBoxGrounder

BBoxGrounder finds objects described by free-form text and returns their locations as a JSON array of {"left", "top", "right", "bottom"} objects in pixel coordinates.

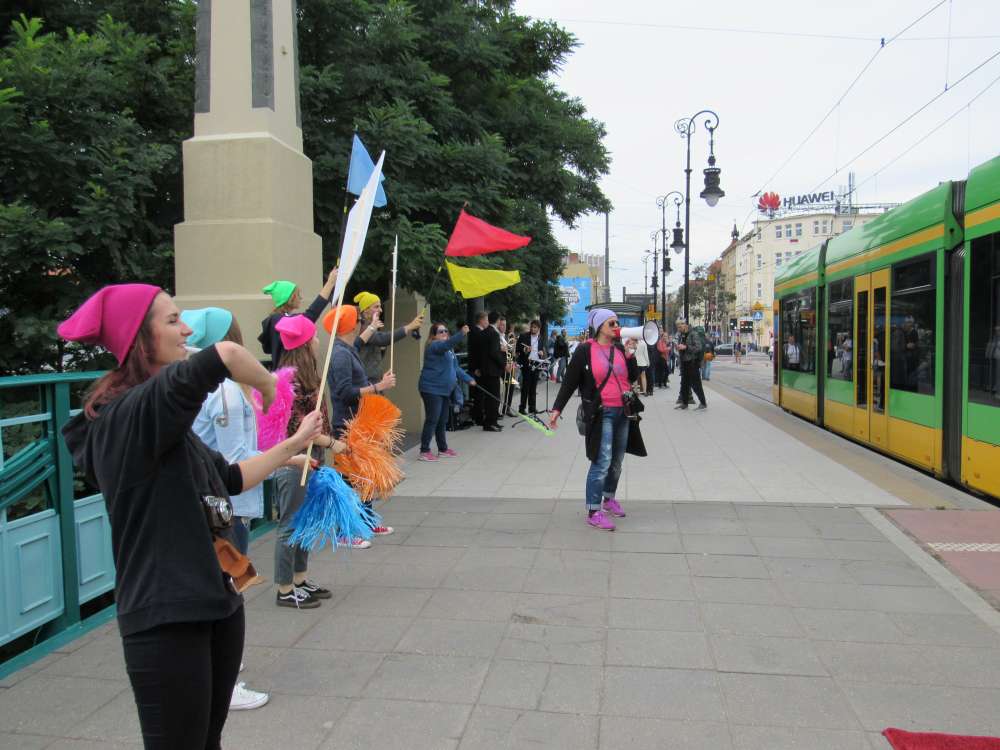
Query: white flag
[{"left": 333, "top": 150, "right": 385, "bottom": 304}]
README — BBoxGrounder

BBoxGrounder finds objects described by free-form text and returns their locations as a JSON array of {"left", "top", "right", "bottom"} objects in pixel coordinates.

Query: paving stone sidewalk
[{"left": 2, "top": 388, "right": 999, "bottom": 749}]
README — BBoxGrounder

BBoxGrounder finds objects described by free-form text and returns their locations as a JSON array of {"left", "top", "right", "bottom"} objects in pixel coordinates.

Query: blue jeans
[
  {"left": 585, "top": 407, "right": 629, "bottom": 510},
  {"left": 232, "top": 516, "right": 251, "bottom": 555},
  {"left": 420, "top": 392, "right": 450, "bottom": 453},
  {"left": 701, "top": 358, "right": 713, "bottom": 380}
]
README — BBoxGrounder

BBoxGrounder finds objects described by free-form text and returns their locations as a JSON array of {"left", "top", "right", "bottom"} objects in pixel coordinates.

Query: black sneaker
[
  {"left": 696, "top": 403, "right": 708, "bottom": 410},
  {"left": 296, "top": 579, "right": 333, "bottom": 599},
  {"left": 674, "top": 403, "right": 688, "bottom": 410},
  {"left": 276, "top": 588, "right": 321, "bottom": 609}
]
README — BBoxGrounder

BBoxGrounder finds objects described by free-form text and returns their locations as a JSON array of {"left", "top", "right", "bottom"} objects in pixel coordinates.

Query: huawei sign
[{"left": 757, "top": 192, "right": 780, "bottom": 215}]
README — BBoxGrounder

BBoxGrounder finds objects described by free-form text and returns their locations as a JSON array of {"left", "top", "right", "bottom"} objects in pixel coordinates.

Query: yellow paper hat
[{"left": 353, "top": 291, "right": 380, "bottom": 313}]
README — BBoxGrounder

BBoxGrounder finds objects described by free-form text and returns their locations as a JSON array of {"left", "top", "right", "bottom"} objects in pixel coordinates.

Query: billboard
[{"left": 555, "top": 276, "right": 591, "bottom": 336}]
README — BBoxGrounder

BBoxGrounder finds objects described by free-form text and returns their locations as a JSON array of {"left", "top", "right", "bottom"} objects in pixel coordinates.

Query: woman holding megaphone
[{"left": 548, "top": 309, "right": 646, "bottom": 531}]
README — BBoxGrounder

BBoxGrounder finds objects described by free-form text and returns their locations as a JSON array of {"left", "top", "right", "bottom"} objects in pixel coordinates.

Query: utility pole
[{"left": 604, "top": 211, "right": 610, "bottom": 303}]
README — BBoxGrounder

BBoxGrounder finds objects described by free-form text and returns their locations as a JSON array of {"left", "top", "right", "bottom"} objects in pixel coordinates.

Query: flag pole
[{"left": 388, "top": 235, "right": 399, "bottom": 373}]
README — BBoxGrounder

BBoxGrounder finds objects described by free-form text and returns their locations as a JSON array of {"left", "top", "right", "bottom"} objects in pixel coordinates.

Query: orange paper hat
[{"left": 322, "top": 305, "right": 359, "bottom": 335}]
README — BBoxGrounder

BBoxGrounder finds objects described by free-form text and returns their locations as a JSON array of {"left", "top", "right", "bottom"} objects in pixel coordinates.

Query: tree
[
  {"left": 0, "top": 6, "right": 196, "bottom": 373},
  {"left": 0, "top": 1, "right": 609, "bottom": 373},
  {"left": 296, "top": 0, "right": 610, "bottom": 324}
]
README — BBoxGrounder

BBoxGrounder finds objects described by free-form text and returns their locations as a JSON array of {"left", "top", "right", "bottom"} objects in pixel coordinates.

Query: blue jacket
[
  {"left": 419, "top": 332, "right": 473, "bottom": 397},
  {"left": 329, "top": 338, "right": 371, "bottom": 435}
]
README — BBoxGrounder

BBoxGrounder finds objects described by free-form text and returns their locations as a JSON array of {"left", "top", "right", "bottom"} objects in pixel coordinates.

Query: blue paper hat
[{"left": 180, "top": 307, "right": 234, "bottom": 349}]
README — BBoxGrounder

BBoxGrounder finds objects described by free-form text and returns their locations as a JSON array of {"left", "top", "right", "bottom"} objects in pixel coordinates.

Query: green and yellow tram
[{"left": 774, "top": 154, "right": 1000, "bottom": 501}]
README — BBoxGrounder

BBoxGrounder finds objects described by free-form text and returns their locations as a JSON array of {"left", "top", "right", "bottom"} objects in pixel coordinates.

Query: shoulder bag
[{"left": 576, "top": 343, "right": 615, "bottom": 435}]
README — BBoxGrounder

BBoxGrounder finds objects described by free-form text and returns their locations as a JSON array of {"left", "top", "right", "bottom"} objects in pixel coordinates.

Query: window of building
[
  {"left": 756, "top": 254, "right": 762, "bottom": 269},
  {"left": 827, "top": 278, "right": 853, "bottom": 382},
  {"left": 776, "top": 226, "right": 782, "bottom": 239},
  {"left": 785, "top": 251, "right": 793, "bottom": 262},
  {"left": 780, "top": 289, "right": 816, "bottom": 373},
  {"left": 890, "top": 254, "right": 936, "bottom": 396},
  {"left": 775, "top": 253, "right": 782, "bottom": 267},
  {"left": 968, "top": 231, "right": 1000, "bottom": 406},
  {"left": 756, "top": 282, "right": 762, "bottom": 298},
  {"left": 842, "top": 221, "right": 853, "bottom": 231},
  {"left": 795, "top": 250, "right": 802, "bottom": 256},
  {"left": 822, "top": 220, "right": 829, "bottom": 234},
  {"left": 814, "top": 220, "right": 820, "bottom": 235},
  {"left": 785, "top": 224, "right": 792, "bottom": 238},
  {"left": 795, "top": 223, "right": 803, "bottom": 237}
]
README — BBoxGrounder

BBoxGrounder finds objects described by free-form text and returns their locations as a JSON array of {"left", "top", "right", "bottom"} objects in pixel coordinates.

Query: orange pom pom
[
  {"left": 333, "top": 395, "right": 404, "bottom": 502},
  {"left": 352, "top": 394, "right": 403, "bottom": 451}
]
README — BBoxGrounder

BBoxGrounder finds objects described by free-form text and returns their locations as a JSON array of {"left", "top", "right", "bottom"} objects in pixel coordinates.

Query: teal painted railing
[
  {"left": 0, "top": 372, "right": 112, "bottom": 662},
  {"left": 0, "top": 371, "right": 278, "bottom": 676}
]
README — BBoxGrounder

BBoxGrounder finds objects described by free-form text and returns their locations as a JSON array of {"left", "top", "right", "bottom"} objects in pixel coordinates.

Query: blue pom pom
[{"left": 287, "top": 467, "right": 383, "bottom": 551}]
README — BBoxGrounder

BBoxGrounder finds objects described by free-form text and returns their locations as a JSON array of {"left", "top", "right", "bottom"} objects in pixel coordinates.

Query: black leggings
[{"left": 122, "top": 606, "right": 244, "bottom": 750}]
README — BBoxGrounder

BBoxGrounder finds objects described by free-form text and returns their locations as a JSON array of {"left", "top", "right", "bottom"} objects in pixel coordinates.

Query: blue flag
[{"left": 347, "top": 134, "right": 387, "bottom": 207}]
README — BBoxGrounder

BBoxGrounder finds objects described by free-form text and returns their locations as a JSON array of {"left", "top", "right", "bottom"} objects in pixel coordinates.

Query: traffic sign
[{"left": 753, "top": 311, "right": 763, "bottom": 321}]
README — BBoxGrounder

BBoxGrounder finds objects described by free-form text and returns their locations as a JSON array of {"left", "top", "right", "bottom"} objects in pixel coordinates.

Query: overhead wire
[
  {"left": 752, "top": 0, "right": 948, "bottom": 198},
  {"left": 812, "top": 47, "right": 1000, "bottom": 193},
  {"left": 551, "top": 17, "right": 1000, "bottom": 43},
  {"left": 851, "top": 71, "right": 1000, "bottom": 196}
]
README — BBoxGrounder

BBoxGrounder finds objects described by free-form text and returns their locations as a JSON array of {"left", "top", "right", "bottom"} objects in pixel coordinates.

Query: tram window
[
  {"left": 780, "top": 289, "right": 816, "bottom": 373},
  {"left": 968, "top": 232, "right": 1000, "bottom": 406},
  {"left": 890, "top": 255, "right": 936, "bottom": 396},
  {"left": 827, "top": 278, "right": 853, "bottom": 381}
]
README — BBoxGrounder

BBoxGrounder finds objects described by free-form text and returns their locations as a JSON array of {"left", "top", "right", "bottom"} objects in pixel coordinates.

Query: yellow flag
[{"left": 445, "top": 261, "right": 521, "bottom": 299}]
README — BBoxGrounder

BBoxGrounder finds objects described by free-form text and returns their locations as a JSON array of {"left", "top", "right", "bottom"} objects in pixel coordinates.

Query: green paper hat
[{"left": 262, "top": 280, "right": 297, "bottom": 307}]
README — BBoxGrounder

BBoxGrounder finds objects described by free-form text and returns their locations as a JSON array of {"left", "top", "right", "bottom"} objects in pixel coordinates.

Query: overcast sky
[{"left": 514, "top": 0, "right": 1000, "bottom": 298}]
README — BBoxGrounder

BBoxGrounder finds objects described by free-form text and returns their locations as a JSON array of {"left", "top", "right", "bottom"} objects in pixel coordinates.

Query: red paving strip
[{"left": 884, "top": 509, "right": 1000, "bottom": 606}]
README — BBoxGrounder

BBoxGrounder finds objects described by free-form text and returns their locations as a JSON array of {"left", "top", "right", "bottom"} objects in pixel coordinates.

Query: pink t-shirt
[{"left": 590, "top": 342, "right": 630, "bottom": 407}]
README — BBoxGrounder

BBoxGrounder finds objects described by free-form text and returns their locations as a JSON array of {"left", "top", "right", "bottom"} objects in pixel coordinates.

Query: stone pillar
[
  {"left": 173, "top": 0, "right": 322, "bottom": 357},
  {"left": 383, "top": 290, "right": 430, "bottom": 438}
]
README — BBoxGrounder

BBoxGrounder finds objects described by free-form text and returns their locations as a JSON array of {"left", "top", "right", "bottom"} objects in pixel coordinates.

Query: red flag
[{"left": 444, "top": 209, "right": 532, "bottom": 257}]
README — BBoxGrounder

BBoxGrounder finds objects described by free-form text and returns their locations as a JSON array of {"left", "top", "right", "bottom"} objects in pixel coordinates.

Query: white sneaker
[{"left": 230, "top": 681, "right": 269, "bottom": 710}]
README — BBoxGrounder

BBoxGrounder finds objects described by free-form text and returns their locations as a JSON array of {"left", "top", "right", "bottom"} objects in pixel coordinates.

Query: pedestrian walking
[
  {"left": 548, "top": 308, "right": 646, "bottom": 531},
  {"left": 675, "top": 320, "right": 707, "bottom": 410},
  {"left": 701, "top": 338, "right": 715, "bottom": 382},
  {"left": 734, "top": 340, "right": 743, "bottom": 365}
]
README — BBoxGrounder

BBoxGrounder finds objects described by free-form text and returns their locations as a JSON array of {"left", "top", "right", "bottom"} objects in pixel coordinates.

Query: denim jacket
[{"left": 192, "top": 379, "right": 264, "bottom": 518}]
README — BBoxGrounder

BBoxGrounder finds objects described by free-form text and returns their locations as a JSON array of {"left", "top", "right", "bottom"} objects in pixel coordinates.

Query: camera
[
  {"left": 621, "top": 391, "right": 641, "bottom": 420},
  {"left": 201, "top": 495, "right": 234, "bottom": 532}
]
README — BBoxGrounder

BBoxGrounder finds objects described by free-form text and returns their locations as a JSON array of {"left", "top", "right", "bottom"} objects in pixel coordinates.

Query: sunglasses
[
  {"left": 606, "top": 320, "right": 620, "bottom": 328},
  {"left": 436, "top": 328, "right": 449, "bottom": 335}
]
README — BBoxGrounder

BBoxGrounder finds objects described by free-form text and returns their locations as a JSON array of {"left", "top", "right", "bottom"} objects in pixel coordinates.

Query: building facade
[{"left": 733, "top": 206, "right": 887, "bottom": 350}]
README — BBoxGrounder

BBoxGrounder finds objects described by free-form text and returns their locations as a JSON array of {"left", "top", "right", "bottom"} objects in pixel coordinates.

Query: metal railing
[
  {"left": 0, "top": 371, "right": 276, "bottom": 675},
  {"left": 0, "top": 372, "right": 109, "bottom": 663}
]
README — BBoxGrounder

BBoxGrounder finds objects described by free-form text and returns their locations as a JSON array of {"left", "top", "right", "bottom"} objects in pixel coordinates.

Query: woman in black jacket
[
  {"left": 548, "top": 309, "right": 646, "bottom": 531},
  {"left": 60, "top": 285, "right": 323, "bottom": 750}
]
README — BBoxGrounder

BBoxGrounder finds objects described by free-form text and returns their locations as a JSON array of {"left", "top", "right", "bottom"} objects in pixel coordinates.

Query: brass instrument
[{"left": 500, "top": 332, "right": 517, "bottom": 411}]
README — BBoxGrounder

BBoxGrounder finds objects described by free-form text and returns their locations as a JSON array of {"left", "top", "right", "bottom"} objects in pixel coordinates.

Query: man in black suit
[
  {"left": 466, "top": 311, "right": 489, "bottom": 425},
  {"left": 481, "top": 311, "right": 507, "bottom": 431},
  {"left": 517, "top": 319, "right": 543, "bottom": 414}
]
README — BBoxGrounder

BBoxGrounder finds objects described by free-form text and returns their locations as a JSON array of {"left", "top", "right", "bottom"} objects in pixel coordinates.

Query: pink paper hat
[
  {"left": 57, "top": 284, "right": 161, "bottom": 365},
  {"left": 274, "top": 314, "right": 316, "bottom": 351}
]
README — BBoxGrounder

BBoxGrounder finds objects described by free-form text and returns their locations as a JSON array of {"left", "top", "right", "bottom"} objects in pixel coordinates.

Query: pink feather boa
[{"left": 253, "top": 366, "right": 297, "bottom": 450}]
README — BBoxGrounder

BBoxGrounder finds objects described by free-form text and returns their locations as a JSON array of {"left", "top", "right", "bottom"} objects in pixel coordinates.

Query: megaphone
[{"left": 620, "top": 320, "right": 661, "bottom": 346}]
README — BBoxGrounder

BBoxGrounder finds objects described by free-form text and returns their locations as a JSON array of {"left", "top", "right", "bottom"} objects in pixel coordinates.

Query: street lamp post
[
  {"left": 656, "top": 191, "right": 683, "bottom": 329},
  {"left": 675, "top": 109, "right": 724, "bottom": 322},
  {"left": 648, "top": 231, "right": 659, "bottom": 315}
]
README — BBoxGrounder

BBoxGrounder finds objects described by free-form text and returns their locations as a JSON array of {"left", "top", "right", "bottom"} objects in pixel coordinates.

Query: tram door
[{"left": 852, "top": 269, "right": 890, "bottom": 446}]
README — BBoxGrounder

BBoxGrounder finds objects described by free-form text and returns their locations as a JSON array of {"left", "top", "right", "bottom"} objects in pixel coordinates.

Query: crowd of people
[{"left": 54, "top": 268, "right": 729, "bottom": 748}]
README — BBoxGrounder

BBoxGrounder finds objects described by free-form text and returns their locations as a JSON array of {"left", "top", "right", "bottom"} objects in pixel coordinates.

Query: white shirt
[
  {"left": 634, "top": 342, "right": 650, "bottom": 367},
  {"left": 529, "top": 333, "right": 541, "bottom": 361},
  {"left": 493, "top": 324, "right": 508, "bottom": 351},
  {"left": 785, "top": 343, "right": 801, "bottom": 364}
]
